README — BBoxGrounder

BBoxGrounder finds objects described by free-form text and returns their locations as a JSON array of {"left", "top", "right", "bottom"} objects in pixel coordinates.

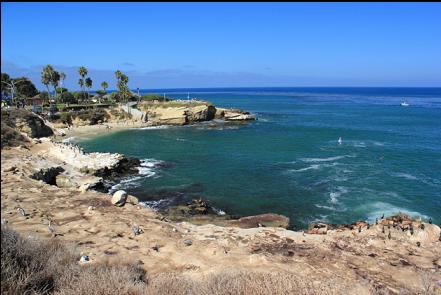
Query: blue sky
[{"left": 2, "top": 2, "right": 441, "bottom": 90}]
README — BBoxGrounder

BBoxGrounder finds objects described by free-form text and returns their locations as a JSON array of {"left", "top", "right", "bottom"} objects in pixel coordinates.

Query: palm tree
[
  {"left": 50, "top": 71, "right": 60, "bottom": 103},
  {"left": 78, "top": 66, "right": 87, "bottom": 94},
  {"left": 78, "top": 78, "right": 85, "bottom": 103},
  {"left": 41, "top": 65, "right": 55, "bottom": 102},
  {"left": 100, "top": 81, "right": 108, "bottom": 104},
  {"left": 85, "top": 77, "right": 93, "bottom": 103},
  {"left": 59, "top": 72, "right": 66, "bottom": 98},
  {"left": 79, "top": 67, "right": 88, "bottom": 80},
  {"left": 115, "top": 70, "right": 129, "bottom": 103},
  {"left": 101, "top": 81, "right": 108, "bottom": 93}
]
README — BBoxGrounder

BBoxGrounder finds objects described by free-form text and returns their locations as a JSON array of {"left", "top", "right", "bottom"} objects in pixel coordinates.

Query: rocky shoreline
[{"left": 2, "top": 108, "right": 441, "bottom": 293}]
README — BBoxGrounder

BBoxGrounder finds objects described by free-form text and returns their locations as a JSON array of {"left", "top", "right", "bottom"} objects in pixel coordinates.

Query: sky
[{"left": 1, "top": 2, "right": 441, "bottom": 90}]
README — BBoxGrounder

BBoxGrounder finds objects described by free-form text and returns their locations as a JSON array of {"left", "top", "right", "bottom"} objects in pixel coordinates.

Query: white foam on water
[
  {"left": 392, "top": 172, "right": 418, "bottom": 180},
  {"left": 137, "top": 158, "right": 164, "bottom": 177},
  {"left": 300, "top": 154, "right": 354, "bottom": 163},
  {"left": 109, "top": 176, "right": 143, "bottom": 194},
  {"left": 109, "top": 158, "right": 164, "bottom": 194},
  {"left": 289, "top": 164, "right": 321, "bottom": 172},
  {"left": 212, "top": 207, "right": 226, "bottom": 216},
  {"left": 176, "top": 138, "right": 188, "bottom": 142},
  {"left": 353, "top": 141, "right": 367, "bottom": 148},
  {"left": 315, "top": 204, "right": 336, "bottom": 211},
  {"left": 288, "top": 162, "right": 338, "bottom": 173},
  {"left": 62, "top": 137, "right": 76, "bottom": 143},
  {"left": 138, "top": 125, "right": 169, "bottom": 130},
  {"left": 363, "top": 202, "right": 430, "bottom": 223},
  {"left": 140, "top": 199, "right": 173, "bottom": 210},
  {"left": 329, "top": 186, "right": 349, "bottom": 204}
]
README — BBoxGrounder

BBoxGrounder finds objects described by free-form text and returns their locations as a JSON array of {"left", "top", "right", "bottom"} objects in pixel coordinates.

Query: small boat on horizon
[{"left": 400, "top": 101, "right": 410, "bottom": 107}]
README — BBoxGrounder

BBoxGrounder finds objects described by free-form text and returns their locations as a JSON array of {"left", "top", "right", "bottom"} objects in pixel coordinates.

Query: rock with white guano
[{"left": 111, "top": 190, "right": 128, "bottom": 206}]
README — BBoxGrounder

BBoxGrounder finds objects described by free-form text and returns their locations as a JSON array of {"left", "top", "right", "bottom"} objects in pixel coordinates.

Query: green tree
[
  {"left": 41, "top": 65, "right": 55, "bottom": 101},
  {"left": 50, "top": 71, "right": 61, "bottom": 102},
  {"left": 85, "top": 77, "right": 93, "bottom": 103},
  {"left": 13, "top": 77, "right": 38, "bottom": 98},
  {"left": 59, "top": 72, "right": 66, "bottom": 96},
  {"left": 78, "top": 66, "right": 88, "bottom": 94},
  {"left": 78, "top": 79, "right": 85, "bottom": 102},
  {"left": 101, "top": 81, "right": 108, "bottom": 93},
  {"left": 115, "top": 70, "right": 129, "bottom": 103},
  {"left": 1, "top": 73, "right": 11, "bottom": 98}
]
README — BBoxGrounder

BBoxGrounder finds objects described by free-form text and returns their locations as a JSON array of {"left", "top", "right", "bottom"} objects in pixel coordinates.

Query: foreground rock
[
  {"left": 162, "top": 198, "right": 290, "bottom": 229},
  {"left": 228, "top": 213, "right": 289, "bottom": 229},
  {"left": 216, "top": 108, "right": 256, "bottom": 121},
  {"left": 111, "top": 190, "right": 128, "bottom": 206}
]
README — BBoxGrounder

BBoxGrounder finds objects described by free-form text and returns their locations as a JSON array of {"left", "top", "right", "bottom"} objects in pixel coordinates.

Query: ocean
[{"left": 77, "top": 87, "right": 441, "bottom": 229}]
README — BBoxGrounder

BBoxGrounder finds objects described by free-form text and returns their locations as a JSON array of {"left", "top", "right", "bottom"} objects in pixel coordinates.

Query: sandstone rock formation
[
  {"left": 2, "top": 109, "right": 54, "bottom": 138},
  {"left": 228, "top": 213, "right": 290, "bottom": 229},
  {"left": 215, "top": 108, "right": 256, "bottom": 121}
]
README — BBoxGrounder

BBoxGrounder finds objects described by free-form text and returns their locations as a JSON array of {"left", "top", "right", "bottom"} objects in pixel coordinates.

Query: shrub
[
  {"left": 108, "top": 91, "right": 138, "bottom": 103},
  {"left": 1, "top": 226, "right": 147, "bottom": 295},
  {"left": 73, "top": 91, "right": 88, "bottom": 102},
  {"left": 95, "top": 90, "right": 106, "bottom": 96},
  {"left": 1, "top": 122, "right": 29, "bottom": 148},
  {"left": 58, "top": 92, "right": 77, "bottom": 104},
  {"left": 71, "top": 109, "right": 110, "bottom": 125},
  {"left": 141, "top": 94, "right": 170, "bottom": 102}
]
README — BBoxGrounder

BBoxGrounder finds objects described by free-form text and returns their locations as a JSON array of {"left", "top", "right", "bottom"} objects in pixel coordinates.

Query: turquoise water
[{"left": 78, "top": 88, "right": 441, "bottom": 229}]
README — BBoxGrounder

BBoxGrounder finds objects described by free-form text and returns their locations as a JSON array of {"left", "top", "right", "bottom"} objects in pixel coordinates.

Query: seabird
[
  {"left": 358, "top": 226, "right": 362, "bottom": 233},
  {"left": 17, "top": 207, "right": 26, "bottom": 216},
  {"left": 48, "top": 220, "right": 55, "bottom": 233},
  {"left": 338, "top": 137, "right": 342, "bottom": 145},
  {"left": 382, "top": 226, "right": 385, "bottom": 234},
  {"left": 429, "top": 218, "right": 432, "bottom": 224},
  {"left": 132, "top": 225, "right": 142, "bottom": 236},
  {"left": 388, "top": 232, "right": 391, "bottom": 239},
  {"left": 381, "top": 213, "right": 384, "bottom": 219}
]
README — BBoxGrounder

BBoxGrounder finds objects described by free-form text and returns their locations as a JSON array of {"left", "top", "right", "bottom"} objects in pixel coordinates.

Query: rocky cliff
[
  {"left": 139, "top": 101, "right": 255, "bottom": 125},
  {"left": 1, "top": 109, "right": 54, "bottom": 148}
]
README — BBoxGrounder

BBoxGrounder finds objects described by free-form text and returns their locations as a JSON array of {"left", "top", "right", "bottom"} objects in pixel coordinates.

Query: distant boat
[
  {"left": 400, "top": 101, "right": 410, "bottom": 107},
  {"left": 338, "top": 137, "right": 342, "bottom": 145}
]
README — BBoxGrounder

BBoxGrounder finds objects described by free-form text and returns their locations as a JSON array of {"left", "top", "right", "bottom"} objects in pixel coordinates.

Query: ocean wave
[
  {"left": 289, "top": 164, "right": 321, "bottom": 172},
  {"left": 392, "top": 172, "right": 418, "bottom": 180},
  {"left": 212, "top": 207, "right": 226, "bottom": 216},
  {"left": 109, "top": 176, "right": 144, "bottom": 194},
  {"left": 140, "top": 198, "right": 174, "bottom": 210},
  {"left": 109, "top": 158, "right": 164, "bottom": 193},
  {"left": 300, "top": 154, "right": 354, "bottom": 163},
  {"left": 329, "top": 186, "right": 349, "bottom": 203},
  {"left": 138, "top": 158, "right": 165, "bottom": 177},
  {"left": 138, "top": 125, "right": 170, "bottom": 130},
  {"left": 62, "top": 136, "right": 76, "bottom": 143},
  {"left": 315, "top": 204, "right": 336, "bottom": 211},
  {"left": 288, "top": 162, "right": 338, "bottom": 173},
  {"left": 363, "top": 202, "right": 430, "bottom": 223}
]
